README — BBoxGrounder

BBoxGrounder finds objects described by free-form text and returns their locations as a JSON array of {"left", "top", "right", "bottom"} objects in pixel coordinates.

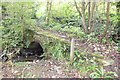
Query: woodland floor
[
  {"left": 1, "top": 58, "right": 81, "bottom": 78},
  {"left": 0, "top": 28, "right": 120, "bottom": 78},
  {"left": 37, "top": 28, "right": 120, "bottom": 77}
]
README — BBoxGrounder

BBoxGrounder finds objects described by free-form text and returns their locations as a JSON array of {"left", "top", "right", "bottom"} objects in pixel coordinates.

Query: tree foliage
[{"left": 1, "top": 2, "right": 35, "bottom": 50}]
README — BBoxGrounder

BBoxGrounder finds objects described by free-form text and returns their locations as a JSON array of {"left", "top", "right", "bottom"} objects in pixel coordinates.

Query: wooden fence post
[{"left": 70, "top": 38, "right": 75, "bottom": 63}]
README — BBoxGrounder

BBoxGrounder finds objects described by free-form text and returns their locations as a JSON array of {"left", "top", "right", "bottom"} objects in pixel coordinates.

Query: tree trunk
[
  {"left": 100, "top": 2, "right": 110, "bottom": 42},
  {"left": 88, "top": 2, "right": 91, "bottom": 32},
  {"left": 90, "top": 2, "right": 96, "bottom": 32},
  {"left": 46, "top": 0, "right": 49, "bottom": 24},
  {"left": 46, "top": 0, "right": 52, "bottom": 24},
  {"left": 74, "top": 0, "right": 88, "bottom": 33},
  {"left": 82, "top": 1, "right": 85, "bottom": 15}
]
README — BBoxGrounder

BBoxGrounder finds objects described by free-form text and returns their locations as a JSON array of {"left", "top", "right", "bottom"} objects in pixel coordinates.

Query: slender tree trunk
[
  {"left": 48, "top": 0, "right": 52, "bottom": 23},
  {"left": 46, "top": 0, "right": 52, "bottom": 24},
  {"left": 82, "top": 1, "right": 85, "bottom": 15},
  {"left": 46, "top": 0, "right": 49, "bottom": 24},
  {"left": 88, "top": 2, "right": 96, "bottom": 33},
  {"left": 81, "top": 1, "right": 88, "bottom": 33},
  {"left": 101, "top": 2, "right": 110, "bottom": 42},
  {"left": 74, "top": 0, "right": 88, "bottom": 33},
  {"left": 88, "top": 2, "right": 91, "bottom": 32},
  {"left": 90, "top": 2, "right": 96, "bottom": 32}
]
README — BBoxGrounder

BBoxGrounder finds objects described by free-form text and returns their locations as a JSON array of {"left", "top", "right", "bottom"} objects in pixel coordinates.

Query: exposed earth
[{"left": 1, "top": 59, "right": 80, "bottom": 78}]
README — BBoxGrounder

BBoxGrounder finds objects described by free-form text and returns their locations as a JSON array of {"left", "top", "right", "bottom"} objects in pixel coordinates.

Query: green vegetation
[{"left": 1, "top": 1, "right": 119, "bottom": 78}]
